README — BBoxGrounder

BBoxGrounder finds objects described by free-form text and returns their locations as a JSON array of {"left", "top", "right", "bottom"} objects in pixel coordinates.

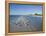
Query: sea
[{"left": 10, "top": 15, "right": 42, "bottom": 32}]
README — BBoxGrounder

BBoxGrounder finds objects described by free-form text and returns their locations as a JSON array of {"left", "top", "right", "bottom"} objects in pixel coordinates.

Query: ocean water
[{"left": 10, "top": 15, "right": 42, "bottom": 32}]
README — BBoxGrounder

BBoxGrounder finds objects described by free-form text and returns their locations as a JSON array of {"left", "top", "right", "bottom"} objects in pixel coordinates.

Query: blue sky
[{"left": 10, "top": 3, "right": 42, "bottom": 15}]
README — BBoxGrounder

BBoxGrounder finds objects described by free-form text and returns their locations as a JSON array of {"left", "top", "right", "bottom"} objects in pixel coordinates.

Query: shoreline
[{"left": 10, "top": 15, "right": 42, "bottom": 17}]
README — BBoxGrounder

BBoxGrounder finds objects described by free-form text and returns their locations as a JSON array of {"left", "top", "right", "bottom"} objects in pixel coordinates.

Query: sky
[{"left": 10, "top": 3, "right": 42, "bottom": 15}]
